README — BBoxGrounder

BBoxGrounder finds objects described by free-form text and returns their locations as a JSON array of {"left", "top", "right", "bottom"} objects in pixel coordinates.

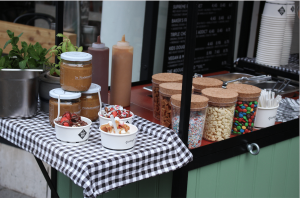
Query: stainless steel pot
[{"left": 0, "top": 69, "right": 41, "bottom": 118}]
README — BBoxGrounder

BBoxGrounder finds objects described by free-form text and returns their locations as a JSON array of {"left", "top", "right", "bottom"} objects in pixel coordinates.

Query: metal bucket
[{"left": 0, "top": 69, "right": 41, "bottom": 118}]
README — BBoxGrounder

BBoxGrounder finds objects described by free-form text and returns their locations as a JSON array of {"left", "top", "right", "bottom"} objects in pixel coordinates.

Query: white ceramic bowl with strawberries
[
  {"left": 99, "top": 123, "right": 138, "bottom": 152},
  {"left": 54, "top": 116, "right": 92, "bottom": 145}
]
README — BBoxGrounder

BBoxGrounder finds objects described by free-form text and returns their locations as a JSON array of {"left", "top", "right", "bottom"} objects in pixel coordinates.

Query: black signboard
[{"left": 163, "top": 1, "right": 238, "bottom": 74}]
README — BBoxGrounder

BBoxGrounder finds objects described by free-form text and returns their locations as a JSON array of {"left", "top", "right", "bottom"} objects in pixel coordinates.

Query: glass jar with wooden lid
[
  {"left": 226, "top": 84, "right": 261, "bottom": 135},
  {"left": 152, "top": 73, "right": 182, "bottom": 120},
  {"left": 159, "top": 83, "right": 194, "bottom": 129},
  {"left": 192, "top": 77, "right": 223, "bottom": 94},
  {"left": 171, "top": 94, "right": 209, "bottom": 149},
  {"left": 201, "top": 88, "right": 238, "bottom": 141},
  {"left": 81, "top": 83, "right": 101, "bottom": 122}
]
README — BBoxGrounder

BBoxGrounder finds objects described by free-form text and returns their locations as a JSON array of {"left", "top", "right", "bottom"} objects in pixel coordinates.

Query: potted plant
[
  {"left": 0, "top": 30, "right": 51, "bottom": 118},
  {"left": 38, "top": 33, "right": 83, "bottom": 112}
]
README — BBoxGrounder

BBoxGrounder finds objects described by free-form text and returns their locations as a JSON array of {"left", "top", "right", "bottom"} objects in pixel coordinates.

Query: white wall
[{"left": 101, "top": 1, "right": 146, "bottom": 84}]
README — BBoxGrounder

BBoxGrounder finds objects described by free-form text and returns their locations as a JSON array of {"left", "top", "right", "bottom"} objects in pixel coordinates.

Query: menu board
[{"left": 163, "top": 2, "right": 237, "bottom": 74}]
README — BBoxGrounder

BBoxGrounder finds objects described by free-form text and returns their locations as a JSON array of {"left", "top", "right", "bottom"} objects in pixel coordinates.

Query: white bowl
[
  {"left": 98, "top": 111, "right": 134, "bottom": 125},
  {"left": 100, "top": 123, "right": 138, "bottom": 152},
  {"left": 54, "top": 116, "right": 92, "bottom": 145}
]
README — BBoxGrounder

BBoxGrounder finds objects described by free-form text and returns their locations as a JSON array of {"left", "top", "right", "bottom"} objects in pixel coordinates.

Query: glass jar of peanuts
[
  {"left": 60, "top": 52, "right": 93, "bottom": 92},
  {"left": 49, "top": 88, "right": 82, "bottom": 127},
  {"left": 159, "top": 83, "right": 194, "bottom": 129},
  {"left": 201, "top": 88, "right": 238, "bottom": 142},
  {"left": 152, "top": 73, "right": 182, "bottom": 120},
  {"left": 81, "top": 83, "right": 101, "bottom": 122},
  {"left": 171, "top": 94, "right": 209, "bottom": 149},
  {"left": 226, "top": 84, "right": 261, "bottom": 135},
  {"left": 192, "top": 77, "right": 223, "bottom": 94}
]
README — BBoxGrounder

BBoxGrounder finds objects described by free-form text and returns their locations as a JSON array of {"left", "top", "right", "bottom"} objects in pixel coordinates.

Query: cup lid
[
  {"left": 171, "top": 94, "right": 209, "bottom": 109},
  {"left": 82, "top": 83, "right": 101, "bottom": 94},
  {"left": 49, "top": 88, "right": 81, "bottom": 99},
  {"left": 61, "top": 52, "right": 92, "bottom": 61},
  {"left": 152, "top": 73, "right": 182, "bottom": 84}
]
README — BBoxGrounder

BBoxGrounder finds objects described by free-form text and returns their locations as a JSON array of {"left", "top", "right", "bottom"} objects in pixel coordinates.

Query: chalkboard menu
[{"left": 163, "top": 1, "right": 238, "bottom": 74}]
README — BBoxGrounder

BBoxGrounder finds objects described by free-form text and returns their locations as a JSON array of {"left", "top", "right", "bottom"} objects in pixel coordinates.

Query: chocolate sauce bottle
[
  {"left": 110, "top": 35, "right": 134, "bottom": 107},
  {"left": 88, "top": 36, "right": 109, "bottom": 104}
]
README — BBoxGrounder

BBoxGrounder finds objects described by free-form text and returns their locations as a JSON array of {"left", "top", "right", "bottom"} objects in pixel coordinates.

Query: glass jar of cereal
[
  {"left": 159, "top": 83, "right": 194, "bottom": 129},
  {"left": 226, "top": 84, "right": 261, "bottom": 135},
  {"left": 171, "top": 94, "right": 209, "bottom": 149},
  {"left": 202, "top": 88, "right": 238, "bottom": 141},
  {"left": 192, "top": 77, "right": 223, "bottom": 94},
  {"left": 152, "top": 73, "right": 182, "bottom": 120}
]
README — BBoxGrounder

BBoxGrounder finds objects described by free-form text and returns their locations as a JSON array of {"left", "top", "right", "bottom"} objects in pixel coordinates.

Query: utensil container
[{"left": 254, "top": 105, "right": 279, "bottom": 128}]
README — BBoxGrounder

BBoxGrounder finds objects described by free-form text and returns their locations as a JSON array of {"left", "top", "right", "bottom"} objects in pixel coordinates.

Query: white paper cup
[
  {"left": 54, "top": 116, "right": 92, "bottom": 145},
  {"left": 263, "top": 2, "right": 287, "bottom": 18},
  {"left": 254, "top": 105, "right": 279, "bottom": 128},
  {"left": 98, "top": 111, "right": 134, "bottom": 125},
  {"left": 100, "top": 124, "right": 138, "bottom": 151}
]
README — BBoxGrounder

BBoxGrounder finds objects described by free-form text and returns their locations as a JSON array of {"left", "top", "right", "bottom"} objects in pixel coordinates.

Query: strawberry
[
  {"left": 62, "top": 112, "right": 72, "bottom": 120},
  {"left": 112, "top": 111, "right": 118, "bottom": 117},
  {"left": 63, "top": 122, "right": 69, "bottom": 126},
  {"left": 60, "top": 117, "right": 69, "bottom": 124}
]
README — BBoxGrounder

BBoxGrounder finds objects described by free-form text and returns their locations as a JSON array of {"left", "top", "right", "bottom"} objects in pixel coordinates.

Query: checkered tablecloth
[{"left": 0, "top": 109, "right": 193, "bottom": 198}]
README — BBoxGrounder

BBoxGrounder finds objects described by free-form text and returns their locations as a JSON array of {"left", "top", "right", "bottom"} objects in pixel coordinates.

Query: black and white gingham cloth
[{"left": 0, "top": 110, "right": 193, "bottom": 198}]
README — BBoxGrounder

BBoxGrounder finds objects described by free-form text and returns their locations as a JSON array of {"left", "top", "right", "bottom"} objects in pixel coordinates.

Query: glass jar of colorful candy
[
  {"left": 226, "top": 84, "right": 262, "bottom": 135},
  {"left": 171, "top": 94, "right": 208, "bottom": 149}
]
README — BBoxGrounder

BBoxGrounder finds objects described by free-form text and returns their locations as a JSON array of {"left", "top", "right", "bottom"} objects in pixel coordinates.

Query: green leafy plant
[
  {"left": 48, "top": 33, "right": 83, "bottom": 76},
  {"left": 0, "top": 30, "right": 51, "bottom": 70}
]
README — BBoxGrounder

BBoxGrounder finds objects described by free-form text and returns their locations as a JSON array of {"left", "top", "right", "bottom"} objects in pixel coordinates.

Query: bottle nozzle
[
  {"left": 121, "top": 35, "right": 126, "bottom": 42},
  {"left": 97, "top": 36, "right": 101, "bottom": 44}
]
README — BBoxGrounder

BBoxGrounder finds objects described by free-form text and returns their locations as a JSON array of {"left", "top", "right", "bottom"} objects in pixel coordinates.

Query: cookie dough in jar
[
  {"left": 226, "top": 84, "right": 261, "bottom": 135},
  {"left": 202, "top": 88, "right": 238, "bottom": 142},
  {"left": 60, "top": 52, "right": 93, "bottom": 92},
  {"left": 171, "top": 94, "right": 208, "bottom": 149},
  {"left": 159, "top": 83, "right": 194, "bottom": 129},
  {"left": 49, "top": 88, "right": 81, "bottom": 127},
  {"left": 81, "top": 83, "right": 101, "bottom": 121},
  {"left": 192, "top": 77, "right": 223, "bottom": 94},
  {"left": 152, "top": 73, "right": 182, "bottom": 120}
]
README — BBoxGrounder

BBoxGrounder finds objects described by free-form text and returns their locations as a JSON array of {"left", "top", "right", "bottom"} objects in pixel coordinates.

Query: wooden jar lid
[
  {"left": 226, "top": 84, "right": 261, "bottom": 98},
  {"left": 171, "top": 94, "right": 209, "bottom": 109},
  {"left": 192, "top": 77, "right": 223, "bottom": 90},
  {"left": 159, "top": 83, "right": 194, "bottom": 96},
  {"left": 202, "top": 88, "right": 238, "bottom": 103},
  {"left": 152, "top": 73, "right": 183, "bottom": 84}
]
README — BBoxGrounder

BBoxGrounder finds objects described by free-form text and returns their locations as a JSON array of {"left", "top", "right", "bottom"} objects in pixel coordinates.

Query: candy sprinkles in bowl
[{"left": 171, "top": 94, "right": 209, "bottom": 149}]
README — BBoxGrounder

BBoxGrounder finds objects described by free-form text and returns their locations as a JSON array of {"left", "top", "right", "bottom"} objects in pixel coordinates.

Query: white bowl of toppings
[
  {"left": 98, "top": 105, "right": 134, "bottom": 126},
  {"left": 54, "top": 112, "right": 92, "bottom": 145},
  {"left": 99, "top": 117, "right": 138, "bottom": 152}
]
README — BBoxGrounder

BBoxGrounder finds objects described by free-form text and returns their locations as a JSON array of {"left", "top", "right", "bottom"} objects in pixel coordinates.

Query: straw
[
  {"left": 110, "top": 115, "right": 118, "bottom": 133},
  {"left": 57, "top": 95, "right": 60, "bottom": 119}
]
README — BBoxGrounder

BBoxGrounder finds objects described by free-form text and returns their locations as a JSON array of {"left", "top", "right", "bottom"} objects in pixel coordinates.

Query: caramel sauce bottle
[
  {"left": 88, "top": 36, "right": 109, "bottom": 104},
  {"left": 110, "top": 35, "right": 133, "bottom": 107}
]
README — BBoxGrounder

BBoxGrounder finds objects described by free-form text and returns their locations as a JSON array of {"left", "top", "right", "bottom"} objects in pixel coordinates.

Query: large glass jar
[
  {"left": 171, "top": 94, "right": 208, "bottom": 149},
  {"left": 49, "top": 88, "right": 81, "bottom": 127},
  {"left": 202, "top": 88, "right": 238, "bottom": 141},
  {"left": 159, "top": 83, "right": 194, "bottom": 129},
  {"left": 60, "top": 52, "right": 93, "bottom": 92},
  {"left": 152, "top": 73, "right": 182, "bottom": 120},
  {"left": 81, "top": 83, "right": 101, "bottom": 121},
  {"left": 192, "top": 77, "right": 223, "bottom": 95},
  {"left": 226, "top": 84, "right": 261, "bottom": 135}
]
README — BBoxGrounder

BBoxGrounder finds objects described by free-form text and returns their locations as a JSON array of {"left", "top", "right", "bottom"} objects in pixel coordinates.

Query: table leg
[{"left": 34, "top": 156, "right": 60, "bottom": 198}]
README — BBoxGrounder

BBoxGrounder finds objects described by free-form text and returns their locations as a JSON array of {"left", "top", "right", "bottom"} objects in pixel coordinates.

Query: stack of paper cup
[
  {"left": 256, "top": 1, "right": 288, "bottom": 66},
  {"left": 280, "top": 1, "right": 295, "bottom": 65}
]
